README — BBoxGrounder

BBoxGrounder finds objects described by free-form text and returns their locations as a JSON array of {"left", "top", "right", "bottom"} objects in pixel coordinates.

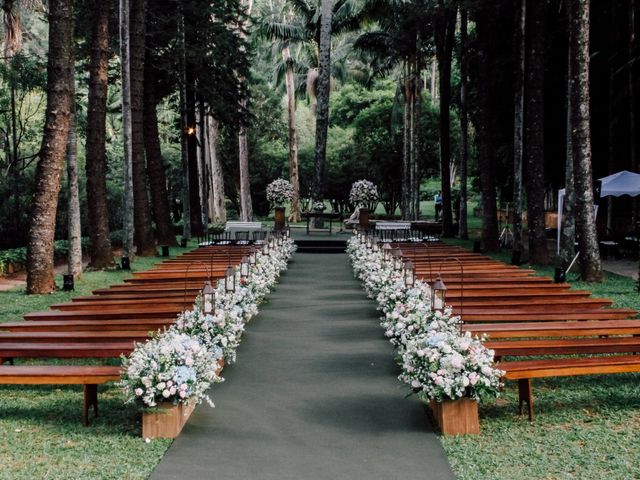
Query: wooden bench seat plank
[
  {"left": 1, "top": 318, "right": 171, "bottom": 332},
  {"left": 487, "top": 337, "right": 640, "bottom": 356},
  {"left": 463, "top": 320, "right": 640, "bottom": 338},
  {"left": 0, "top": 331, "right": 150, "bottom": 342}
]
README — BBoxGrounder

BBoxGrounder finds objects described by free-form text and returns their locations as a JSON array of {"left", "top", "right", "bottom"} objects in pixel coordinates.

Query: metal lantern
[
  {"left": 240, "top": 256, "right": 250, "bottom": 278},
  {"left": 263, "top": 241, "right": 270, "bottom": 255},
  {"left": 372, "top": 238, "right": 380, "bottom": 253},
  {"left": 225, "top": 266, "right": 237, "bottom": 292},
  {"left": 393, "top": 250, "right": 404, "bottom": 271},
  {"left": 366, "top": 235, "right": 373, "bottom": 250},
  {"left": 403, "top": 260, "right": 415, "bottom": 287},
  {"left": 382, "top": 243, "right": 392, "bottom": 261},
  {"left": 202, "top": 281, "right": 216, "bottom": 315},
  {"left": 249, "top": 251, "right": 257, "bottom": 265},
  {"left": 432, "top": 276, "right": 447, "bottom": 312},
  {"left": 360, "top": 233, "right": 367, "bottom": 245}
]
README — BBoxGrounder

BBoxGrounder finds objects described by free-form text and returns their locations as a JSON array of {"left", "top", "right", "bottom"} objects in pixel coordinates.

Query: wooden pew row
[{"left": 0, "top": 366, "right": 121, "bottom": 425}]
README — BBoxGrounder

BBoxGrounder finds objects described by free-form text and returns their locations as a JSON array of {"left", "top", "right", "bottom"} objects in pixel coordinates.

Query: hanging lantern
[
  {"left": 372, "top": 237, "right": 380, "bottom": 253},
  {"left": 263, "top": 241, "right": 270, "bottom": 255},
  {"left": 382, "top": 243, "right": 392, "bottom": 261},
  {"left": 393, "top": 250, "right": 404, "bottom": 271},
  {"left": 225, "top": 266, "right": 237, "bottom": 292},
  {"left": 360, "top": 233, "right": 367, "bottom": 245},
  {"left": 432, "top": 276, "right": 447, "bottom": 312},
  {"left": 403, "top": 260, "right": 415, "bottom": 287},
  {"left": 202, "top": 281, "right": 216, "bottom": 315},
  {"left": 249, "top": 250, "right": 257, "bottom": 265},
  {"left": 366, "top": 235, "right": 373, "bottom": 250},
  {"left": 240, "top": 256, "right": 250, "bottom": 278}
]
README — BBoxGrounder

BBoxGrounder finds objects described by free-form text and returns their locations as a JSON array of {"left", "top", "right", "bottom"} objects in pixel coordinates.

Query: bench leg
[
  {"left": 83, "top": 384, "right": 99, "bottom": 427},
  {"left": 517, "top": 378, "right": 534, "bottom": 422}
]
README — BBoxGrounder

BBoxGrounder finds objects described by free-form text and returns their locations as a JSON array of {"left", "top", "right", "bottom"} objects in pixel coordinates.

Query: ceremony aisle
[{"left": 151, "top": 252, "right": 453, "bottom": 480}]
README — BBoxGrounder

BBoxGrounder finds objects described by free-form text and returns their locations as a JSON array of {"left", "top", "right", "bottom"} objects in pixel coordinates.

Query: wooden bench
[
  {"left": 501, "top": 356, "right": 640, "bottom": 421},
  {"left": 0, "top": 365, "right": 121, "bottom": 426}
]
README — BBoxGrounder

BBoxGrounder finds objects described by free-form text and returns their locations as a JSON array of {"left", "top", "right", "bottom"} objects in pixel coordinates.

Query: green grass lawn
[
  {"left": 0, "top": 244, "right": 196, "bottom": 479},
  {"left": 440, "top": 238, "right": 640, "bottom": 480}
]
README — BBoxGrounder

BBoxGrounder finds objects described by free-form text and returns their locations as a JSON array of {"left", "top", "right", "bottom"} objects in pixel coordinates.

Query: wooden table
[{"left": 301, "top": 212, "right": 343, "bottom": 235}]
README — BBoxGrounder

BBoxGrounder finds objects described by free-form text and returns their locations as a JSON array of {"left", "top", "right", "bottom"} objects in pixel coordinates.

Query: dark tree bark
[
  {"left": 458, "top": 7, "right": 469, "bottom": 239},
  {"left": 66, "top": 65, "right": 82, "bottom": 278},
  {"left": 85, "top": 0, "right": 114, "bottom": 269},
  {"left": 177, "top": 7, "right": 190, "bottom": 239},
  {"left": 186, "top": 80, "right": 203, "bottom": 234},
  {"left": 560, "top": 8, "right": 576, "bottom": 267},
  {"left": 130, "top": 0, "right": 155, "bottom": 256},
  {"left": 434, "top": 0, "right": 457, "bottom": 237},
  {"left": 144, "top": 65, "right": 176, "bottom": 247},
  {"left": 571, "top": 0, "right": 602, "bottom": 282},
  {"left": 26, "top": 0, "right": 74, "bottom": 294},
  {"left": 311, "top": 0, "right": 332, "bottom": 204},
  {"left": 512, "top": 0, "right": 526, "bottom": 253},
  {"left": 524, "top": 0, "right": 549, "bottom": 264}
]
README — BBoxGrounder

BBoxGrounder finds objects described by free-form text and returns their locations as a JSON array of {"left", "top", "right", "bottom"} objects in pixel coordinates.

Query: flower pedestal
[
  {"left": 429, "top": 398, "right": 480, "bottom": 436},
  {"left": 358, "top": 208, "right": 370, "bottom": 228},
  {"left": 274, "top": 206, "right": 286, "bottom": 230},
  {"left": 142, "top": 401, "right": 196, "bottom": 439}
]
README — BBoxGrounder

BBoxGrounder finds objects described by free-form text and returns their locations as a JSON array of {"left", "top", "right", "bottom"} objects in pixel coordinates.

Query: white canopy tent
[{"left": 556, "top": 170, "right": 640, "bottom": 254}]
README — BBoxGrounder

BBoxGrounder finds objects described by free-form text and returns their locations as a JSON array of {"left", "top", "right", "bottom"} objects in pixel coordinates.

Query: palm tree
[
  {"left": 354, "top": 0, "right": 433, "bottom": 220},
  {"left": 260, "top": 0, "right": 362, "bottom": 208},
  {"left": 26, "top": 0, "right": 74, "bottom": 294}
]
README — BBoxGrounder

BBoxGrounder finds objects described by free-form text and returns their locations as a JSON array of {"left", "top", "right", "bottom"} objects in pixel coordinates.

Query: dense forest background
[{"left": 0, "top": 0, "right": 637, "bottom": 288}]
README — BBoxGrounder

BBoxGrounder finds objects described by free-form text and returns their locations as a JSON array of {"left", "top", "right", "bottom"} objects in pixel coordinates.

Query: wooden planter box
[
  {"left": 142, "top": 401, "right": 196, "bottom": 439},
  {"left": 429, "top": 398, "right": 480, "bottom": 436},
  {"left": 274, "top": 206, "right": 286, "bottom": 230}
]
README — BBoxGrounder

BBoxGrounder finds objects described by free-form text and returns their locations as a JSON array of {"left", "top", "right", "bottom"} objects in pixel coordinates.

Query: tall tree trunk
[
  {"left": 186, "top": 81, "right": 203, "bottom": 232},
  {"left": 571, "top": 0, "right": 602, "bottom": 282},
  {"left": 86, "top": 0, "right": 113, "bottom": 269},
  {"left": 26, "top": 0, "right": 74, "bottom": 294},
  {"left": 561, "top": 11, "right": 576, "bottom": 268},
  {"left": 607, "top": 1, "right": 619, "bottom": 234},
  {"left": 512, "top": 0, "right": 526, "bottom": 253},
  {"left": 630, "top": 0, "right": 638, "bottom": 228},
  {"left": 402, "top": 65, "right": 410, "bottom": 219},
  {"left": 197, "top": 101, "right": 209, "bottom": 228},
  {"left": 238, "top": 0, "right": 254, "bottom": 222},
  {"left": 130, "top": 0, "right": 155, "bottom": 256},
  {"left": 178, "top": 8, "right": 191, "bottom": 240},
  {"left": 144, "top": 68, "right": 176, "bottom": 247},
  {"left": 409, "top": 67, "right": 417, "bottom": 220},
  {"left": 238, "top": 126, "right": 253, "bottom": 221},
  {"left": 311, "top": 0, "right": 332, "bottom": 205},
  {"left": 435, "top": 0, "right": 457, "bottom": 237},
  {"left": 283, "top": 47, "right": 301, "bottom": 223},
  {"left": 66, "top": 67, "right": 83, "bottom": 278},
  {"left": 120, "top": 0, "right": 134, "bottom": 258},
  {"left": 524, "top": 0, "right": 549, "bottom": 264},
  {"left": 458, "top": 7, "right": 469, "bottom": 239},
  {"left": 205, "top": 114, "right": 226, "bottom": 223}
]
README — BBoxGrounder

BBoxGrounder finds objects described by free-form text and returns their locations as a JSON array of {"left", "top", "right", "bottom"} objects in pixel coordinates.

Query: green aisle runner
[{"left": 151, "top": 253, "right": 454, "bottom": 480}]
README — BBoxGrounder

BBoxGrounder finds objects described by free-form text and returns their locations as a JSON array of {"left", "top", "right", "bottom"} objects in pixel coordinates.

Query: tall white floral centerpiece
[
  {"left": 266, "top": 178, "right": 295, "bottom": 230},
  {"left": 349, "top": 179, "right": 379, "bottom": 227}
]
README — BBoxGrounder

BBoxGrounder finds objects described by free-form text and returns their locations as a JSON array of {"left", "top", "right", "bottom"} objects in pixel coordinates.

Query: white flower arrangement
[
  {"left": 266, "top": 178, "right": 295, "bottom": 206},
  {"left": 346, "top": 235, "right": 503, "bottom": 403},
  {"left": 120, "top": 237, "right": 298, "bottom": 409},
  {"left": 121, "top": 331, "right": 223, "bottom": 408},
  {"left": 399, "top": 330, "right": 503, "bottom": 402},
  {"left": 349, "top": 180, "right": 379, "bottom": 209},
  {"left": 312, "top": 201, "right": 326, "bottom": 211}
]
